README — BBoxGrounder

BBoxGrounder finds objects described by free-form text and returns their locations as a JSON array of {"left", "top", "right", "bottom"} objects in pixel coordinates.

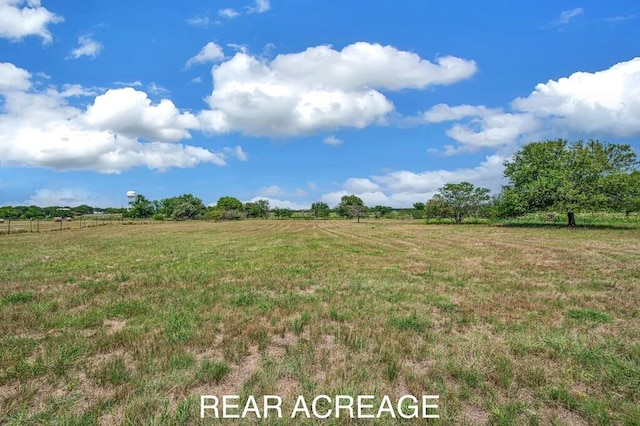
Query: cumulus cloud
[
  {"left": 421, "top": 57, "right": 640, "bottom": 151},
  {"left": 84, "top": 88, "right": 199, "bottom": 142},
  {"left": 69, "top": 35, "right": 103, "bottom": 59},
  {"left": 0, "top": 0, "right": 63, "bottom": 43},
  {"left": 0, "top": 64, "right": 228, "bottom": 173},
  {"left": 0, "top": 62, "right": 32, "bottom": 92},
  {"left": 185, "top": 42, "right": 224, "bottom": 68},
  {"left": 320, "top": 155, "right": 507, "bottom": 208},
  {"left": 512, "top": 57, "right": 640, "bottom": 137},
  {"left": 200, "top": 42, "right": 477, "bottom": 136},
  {"left": 323, "top": 135, "right": 342, "bottom": 146}
]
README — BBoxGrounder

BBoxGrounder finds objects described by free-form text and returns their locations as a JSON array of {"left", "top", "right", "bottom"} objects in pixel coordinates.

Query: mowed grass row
[{"left": 0, "top": 220, "right": 639, "bottom": 425}]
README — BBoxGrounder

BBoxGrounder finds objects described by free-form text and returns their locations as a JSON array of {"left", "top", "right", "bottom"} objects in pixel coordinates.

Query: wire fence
[{"left": 0, "top": 215, "right": 146, "bottom": 235}]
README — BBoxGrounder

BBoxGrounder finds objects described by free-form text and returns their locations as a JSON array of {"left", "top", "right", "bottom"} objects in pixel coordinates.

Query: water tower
[{"left": 126, "top": 191, "right": 136, "bottom": 215}]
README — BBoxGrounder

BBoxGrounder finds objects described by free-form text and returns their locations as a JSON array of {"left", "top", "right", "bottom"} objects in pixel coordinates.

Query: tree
[
  {"left": 128, "top": 194, "right": 155, "bottom": 218},
  {"left": 604, "top": 170, "right": 640, "bottom": 218},
  {"left": 310, "top": 201, "right": 330, "bottom": 218},
  {"left": 503, "top": 139, "right": 637, "bottom": 226},
  {"left": 428, "top": 182, "right": 490, "bottom": 224},
  {"left": 214, "top": 196, "right": 244, "bottom": 220},
  {"left": 272, "top": 208, "right": 294, "bottom": 219},
  {"left": 245, "top": 199, "right": 270, "bottom": 218},
  {"left": 372, "top": 205, "right": 392, "bottom": 218},
  {"left": 216, "top": 196, "right": 244, "bottom": 211},
  {"left": 412, "top": 202, "right": 425, "bottom": 219},
  {"left": 160, "top": 194, "right": 205, "bottom": 220},
  {"left": 337, "top": 195, "right": 368, "bottom": 222}
]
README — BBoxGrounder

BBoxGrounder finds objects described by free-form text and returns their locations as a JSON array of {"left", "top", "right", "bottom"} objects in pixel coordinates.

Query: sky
[{"left": 1, "top": 1, "right": 639, "bottom": 209}]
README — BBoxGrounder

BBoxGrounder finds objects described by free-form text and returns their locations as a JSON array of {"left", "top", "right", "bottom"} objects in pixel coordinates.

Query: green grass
[{"left": 0, "top": 219, "right": 639, "bottom": 424}]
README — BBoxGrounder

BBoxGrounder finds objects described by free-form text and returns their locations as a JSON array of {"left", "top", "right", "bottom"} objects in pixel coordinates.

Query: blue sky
[{"left": 1, "top": 1, "right": 639, "bottom": 209}]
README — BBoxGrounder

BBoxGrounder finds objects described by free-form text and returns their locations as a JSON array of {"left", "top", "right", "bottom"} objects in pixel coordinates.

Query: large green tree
[
  {"left": 503, "top": 139, "right": 637, "bottom": 226},
  {"left": 428, "top": 182, "right": 491, "bottom": 224},
  {"left": 160, "top": 194, "right": 206, "bottom": 220}
]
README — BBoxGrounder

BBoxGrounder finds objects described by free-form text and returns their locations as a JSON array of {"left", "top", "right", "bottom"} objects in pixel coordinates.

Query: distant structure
[{"left": 126, "top": 191, "right": 136, "bottom": 204}]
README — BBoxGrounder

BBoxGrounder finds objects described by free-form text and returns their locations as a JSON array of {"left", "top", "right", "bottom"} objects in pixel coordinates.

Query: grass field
[{"left": 1, "top": 220, "right": 639, "bottom": 425}]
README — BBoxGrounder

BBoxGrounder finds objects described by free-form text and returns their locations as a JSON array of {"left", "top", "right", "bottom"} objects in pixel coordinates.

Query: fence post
[
  {"left": 7, "top": 218, "right": 9, "bottom": 235},
  {"left": 30, "top": 218, "right": 32, "bottom": 232}
]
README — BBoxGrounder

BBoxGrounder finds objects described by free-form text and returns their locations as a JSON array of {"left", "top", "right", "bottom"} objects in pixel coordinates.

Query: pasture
[{"left": 1, "top": 220, "right": 639, "bottom": 424}]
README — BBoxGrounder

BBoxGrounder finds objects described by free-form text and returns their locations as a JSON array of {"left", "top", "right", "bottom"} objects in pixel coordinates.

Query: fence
[{"left": 0, "top": 215, "right": 128, "bottom": 235}]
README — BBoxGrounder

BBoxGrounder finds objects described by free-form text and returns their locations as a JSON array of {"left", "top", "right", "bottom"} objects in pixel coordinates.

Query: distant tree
[
  {"left": 337, "top": 195, "right": 365, "bottom": 217},
  {"left": 424, "top": 197, "right": 453, "bottom": 221},
  {"left": 21, "top": 206, "right": 45, "bottom": 219},
  {"left": 604, "top": 170, "right": 640, "bottom": 218},
  {"left": 172, "top": 201, "right": 201, "bottom": 220},
  {"left": 503, "top": 139, "right": 637, "bottom": 226},
  {"left": 372, "top": 205, "right": 392, "bottom": 218},
  {"left": 336, "top": 195, "right": 369, "bottom": 222},
  {"left": 213, "top": 196, "right": 244, "bottom": 220},
  {"left": 310, "top": 201, "right": 330, "bottom": 218},
  {"left": 412, "top": 202, "right": 425, "bottom": 219},
  {"left": 160, "top": 194, "right": 205, "bottom": 220},
  {"left": 428, "top": 182, "right": 490, "bottom": 224},
  {"left": 0, "top": 206, "right": 19, "bottom": 219},
  {"left": 216, "top": 196, "right": 244, "bottom": 211},
  {"left": 74, "top": 204, "right": 94, "bottom": 215},
  {"left": 245, "top": 199, "right": 270, "bottom": 218},
  {"left": 272, "top": 207, "right": 294, "bottom": 219},
  {"left": 128, "top": 194, "right": 155, "bottom": 218}
]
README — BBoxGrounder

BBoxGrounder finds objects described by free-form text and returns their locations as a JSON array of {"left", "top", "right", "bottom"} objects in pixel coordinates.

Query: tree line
[{"left": 2, "top": 140, "right": 638, "bottom": 226}]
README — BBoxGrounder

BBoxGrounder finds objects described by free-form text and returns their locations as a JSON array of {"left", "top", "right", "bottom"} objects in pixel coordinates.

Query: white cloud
[
  {"left": 0, "top": 0, "right": 63, "bottom": 43},
  {"left": 201, "top": 42, "right": 477, "bottom": 136},
  {"left": 605, "top": 14, "right": 636, "bottom": 23},
  {"left": 25, "top": 188, "right": 109, "bottom": 207},
  {"left": 444, "top": 112, "right": 541, "bottom": 149},
  {"left": 257, "top": 185, "right": 283, "bottom": 197},
  {"left": 512, "top": 57, "right": 640, "bottom": 137},
  {"left": 0, "top": 64, "right": 227, "bottom": 173},
  {"left": 186, "top": 15, "right": 212, "bottom": 27},
  {"left": 223, "top": 145, "right": 248, "bottom": 161},
  {"left": 323, "top": 135, "right": 342, "bottom": 146},
  {"left": 84, "top": 88, "right": 199, "bottom": 142},
  {"left": 423, "top": 104, "right": 495, "bottom": 123},
  {"left": 59, "top": 84, "right": 97, "bottom": 98},
  {"left": 343, "top": 178, "right": 381, "bottom": 193},
  {"left": 218, "top": 8, "right": 239, "bottom": 19},
  {"left": 319, "top": 155, "right": 507, "bottom": 208},
  {"left": 421, "top": 57, "right": 640, "bottom": 151},
  {"left": 554, "top": 8, "right": 584, "bottom": 25},
  {"left": 69, "top": 35, "right": 103, "bottom": 59},
  {"left": 0, "top": 62, "right": 32, "bottom": 92},
  {"left": 248, "top": 197, "right": 308, "bottom": 210},
  {"left": 185, "top": 42, "right": 225, "bottom": 68},
  {"left": 247, "top": 0, "right": 270, "bottom": 14}
]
